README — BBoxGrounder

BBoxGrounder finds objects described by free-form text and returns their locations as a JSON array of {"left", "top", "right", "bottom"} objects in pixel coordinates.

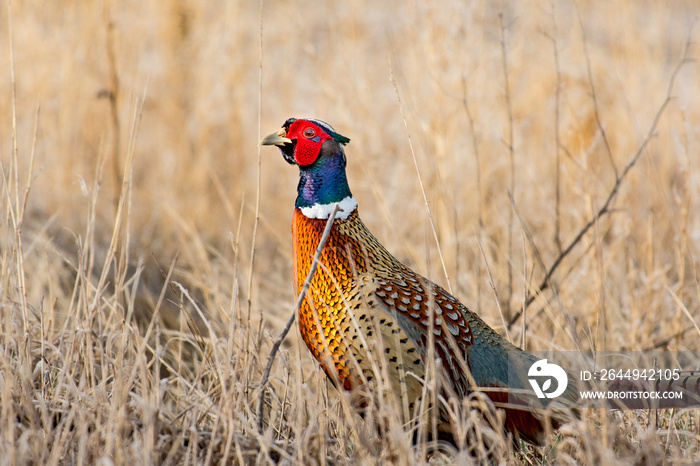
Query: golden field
[{"left": 1, "top": 0, "right": 699, "bottom": 463}]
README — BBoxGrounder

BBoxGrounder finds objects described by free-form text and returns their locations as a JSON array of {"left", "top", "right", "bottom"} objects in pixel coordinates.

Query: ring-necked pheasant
[
  {"left": 261, "top": 118, "right": 700, "bottom": 445},
  {"left": 261, "top": 117, "right": 576, "bottom": 445}
]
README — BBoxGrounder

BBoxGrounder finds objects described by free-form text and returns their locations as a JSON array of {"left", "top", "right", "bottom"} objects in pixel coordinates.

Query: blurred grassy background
[{"left": 1, "top": 0, "right": 699, "bottom": 463}]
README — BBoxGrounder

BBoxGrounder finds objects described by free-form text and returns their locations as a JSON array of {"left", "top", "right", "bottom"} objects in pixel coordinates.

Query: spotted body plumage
[{"left": 292, "top": 206, "right": 550, "bottom": 440}]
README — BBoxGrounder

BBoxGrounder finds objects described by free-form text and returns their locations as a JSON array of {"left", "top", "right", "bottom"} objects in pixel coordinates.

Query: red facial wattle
[{"left": 286, "top": 120, "right": 333, "bottom": 166}]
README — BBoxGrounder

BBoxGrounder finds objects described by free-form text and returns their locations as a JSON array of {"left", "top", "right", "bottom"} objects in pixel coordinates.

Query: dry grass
[{"left": 1, "top": 0, "right": 700, "bottom": 463}]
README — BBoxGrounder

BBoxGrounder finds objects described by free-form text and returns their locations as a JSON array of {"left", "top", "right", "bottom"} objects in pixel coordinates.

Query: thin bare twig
[
  {"left": 508, "top": 35, "right": 691, "bottom": 329},
  {"left": 245, "top": 0, "right": 264, "bottom": 374},
  {"left": 666, "top": 286, "right": 700, "bottom": 340},
  {"left": 545, "top": 4, "right": 564, "bottom": 254},
  {"left": 461, "top": 77, "right": 483, "bottom": 230},
  {"left": 575, "top": 3, "right": 618, "bottom": 178},
  {"left": 390, "top": 66, "right": 453, "bottom": 294},
  {"left": 644, "top": 325, "right": 696, "bottom": 351},
  {"left": 508, "top": 195, "right": 548, "bottom": 298},
  {"left": 476, "top": 229, "right": 511, "bottom": 342},
  {"left": 520, "top": 237, "right": 528, "bottom": 350},
  {"left": 4, "top": 0, "right": 30, "bottom": 334},
  {"left": 461, "top": 76, "right": 484, "bottom": 310},
  {"left": 20, "top": 102, "right": 39, "bottom": 225},
  {"left": 103, "top": 3, "right": 122, "bottom": 196},
  {"left": 499, "top": 13, "right": 515, "bottom": 316},
  {"left": 509, "top": 191, "right": 550, "bottom": 344},
  {"left": 256, "top": 204, "right": 340, "bottom": 432}
]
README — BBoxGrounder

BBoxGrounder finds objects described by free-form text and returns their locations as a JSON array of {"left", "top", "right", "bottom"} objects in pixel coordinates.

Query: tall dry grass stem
[
  {"left": 390, "top": 69, "right": 453, "bottom": 294},
  {"left": 257, "top": 204, "right": 340, "bottom": 431}
]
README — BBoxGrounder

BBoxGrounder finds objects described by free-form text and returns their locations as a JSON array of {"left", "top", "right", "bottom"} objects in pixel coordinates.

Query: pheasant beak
[{"left": 260, "top": 128, "right": 293, "bottom": 146}]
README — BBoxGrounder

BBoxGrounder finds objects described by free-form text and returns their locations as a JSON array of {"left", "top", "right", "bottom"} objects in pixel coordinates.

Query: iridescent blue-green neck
[{"left": 295, "top": 151, "right": 352, "bottom": 210}]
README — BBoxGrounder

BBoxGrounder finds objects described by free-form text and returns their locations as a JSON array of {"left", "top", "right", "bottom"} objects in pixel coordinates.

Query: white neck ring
[{"left": 300, "top": 196, "right": 357, "bottom": 220}]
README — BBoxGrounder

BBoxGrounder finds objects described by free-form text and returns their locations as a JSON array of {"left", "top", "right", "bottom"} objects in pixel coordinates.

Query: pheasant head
[{"left": 261, "top": 118, "right": 356, "bottom": 219}]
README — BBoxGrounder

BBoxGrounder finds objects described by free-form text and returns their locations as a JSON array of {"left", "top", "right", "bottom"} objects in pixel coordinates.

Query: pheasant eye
[{"left": 303, "top": 128, "right": 315, "bottom": 138}]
